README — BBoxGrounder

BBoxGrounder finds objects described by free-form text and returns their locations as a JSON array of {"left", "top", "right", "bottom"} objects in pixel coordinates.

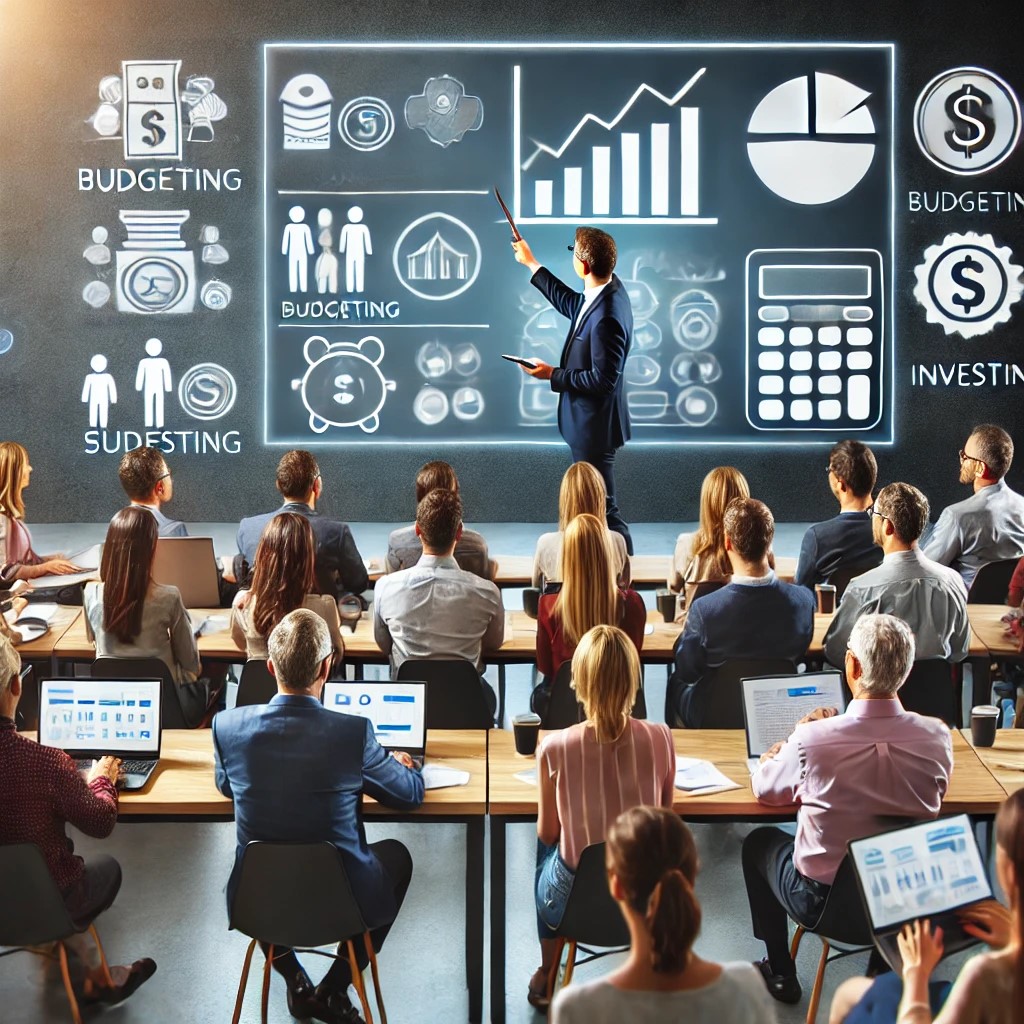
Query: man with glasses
[
  {"left": 922, "top": 424, "right": 1024, "bottom": 588},
  {"left": 823, "top": 482, "right": 969, "bottom": 667},
  {"left": 511, "top": 227, "right": 634, "bottom": 553},
  {"left": 117, "top": 446, "right": 187, "bottom": 537}
]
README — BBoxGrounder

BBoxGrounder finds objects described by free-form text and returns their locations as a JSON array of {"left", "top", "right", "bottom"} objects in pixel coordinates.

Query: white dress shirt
[{"left": 571, "top": 281, "right": 609, "bottom": 336}]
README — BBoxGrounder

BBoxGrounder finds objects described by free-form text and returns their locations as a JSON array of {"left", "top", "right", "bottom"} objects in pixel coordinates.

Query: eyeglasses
[
  {"left": 825, "top": 464, "right": 834, "bottom": 476},
  {"left": 157, "top": 472, "right": 171, "bottom": 482},
  {"left": 566, "top": 244, "right": 584, "bottom": 261},
  {"left": 958, "top": 449, "right": 987, "bottom": 469},
  {"left": 869, "top": 504, "right": 892, "bottom": 524}
]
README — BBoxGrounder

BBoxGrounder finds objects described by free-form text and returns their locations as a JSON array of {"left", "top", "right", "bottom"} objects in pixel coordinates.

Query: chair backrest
[
  {"left": 700, "top": 658, "right": 798, "bottom": 729},
  {"left": 229, "top": 841, "right": 367, "bottom": 948},
  {"left": 556, "top": 843, "right": 630, "bottom": 948},
  {"left": 897, "top": 659, "right": 958, "bottom": 726},
  {"left": 827, "top": 562, "right": 879, "bottom": 601},
  {"left": 91, "top": 657, "right": 188, "bottom": 729},
  {"left": 0, "top": 844, "right": 78, "bottom": 945},
  {"left": 809, "top": 855, "right": 873, "bottom": 947},
  {"left": 395, "top": 658, "right": 492, "bottom": 728},
  {"left": 236, "top": 660, "right": 278, "bottom": 707},
  {"left": 968, "top": 558, "right": 1020, "bottom": 605},
  {"left": 15, "top": 663, "right": 38, "bottom": 732},
  {"left": 542, "top": 661, "right": 647, "bottom": 730}
]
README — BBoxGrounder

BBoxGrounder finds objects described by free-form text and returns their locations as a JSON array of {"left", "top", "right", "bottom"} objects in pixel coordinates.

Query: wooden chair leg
[
  {"left": 790, "top": 924, "right": 806, "bottom": 961},
  {"left": 57, "top": 941, "right": 84, "bottom": 1024},
  {"left": 346, "top": 940, "right": 374, "bottom": 1024},
  {"left": 231, "top": 938, "right": 257, "bottom": 1024},
  {"left": 87, "top": 924, "right": 115, "bottom": 988},
  {"left": 561, "top": 941, "right": 578, "bottom": 988},
  {"left": 363, "top": 932, "right": 387, "bottom": 1024},
  {"left": 545, "top": 937, "right": 566, "bottom": 1001},
  {"left": 260, "top": 943, "right": 273, "bottom": 1024},
  {"left": 805, "top": 939, "right": 830, "bottom": 1024}
]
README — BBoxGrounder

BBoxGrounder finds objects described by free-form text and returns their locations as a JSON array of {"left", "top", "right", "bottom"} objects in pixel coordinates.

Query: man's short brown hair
[
  {"left": 876, "top": 482, "right": 930, "bottom": 544},
  {"left": 118, "top": 446, "right": 167, "bottom": 501},
  {"left": 574, "top": 227, "right": 617, "bottom": 278},
  {"left": 416, "top": 488, "right": 462, "bottom": 551},
  {"left": 276, "top": 450, "right": 319, "bottom": 499},
  {"left": 723, "top": 497, "right": 775, "bottom": 563},
  {"left": 415, "top": 460, "right": 459, "bottom": 503},
  {"left": 829, "top": 440, "right": 877, "bottom": 498},
  {"left": 971, "top": 424, "right": 1014, "bottom": 479}
]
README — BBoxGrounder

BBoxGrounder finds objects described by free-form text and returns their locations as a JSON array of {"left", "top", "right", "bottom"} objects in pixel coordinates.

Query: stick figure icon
[
  {"left": 82, "top": 354, "right": 118, "bottom": 428},
  {"left": 136, "top": 338, "right": 172, "bottom": 428},
  {"left": 282, "top": 205, "right": 314, "bottom": 292},
  {"left": 339, "top": 206, "right": 372, "bottom": 293}
]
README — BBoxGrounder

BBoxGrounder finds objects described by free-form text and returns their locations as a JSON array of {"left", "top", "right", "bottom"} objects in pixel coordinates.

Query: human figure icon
[
  {"left": 200, "top": 224, "right": 229, "bottom": 265},
  {"left": 315, "top": 208, "right": 338, "bottom": 293},
  {"left": 339, "top": 205, "right": 372, "bottom": 293},
  {"left": 83, "top": 226, "right": 111, "bottom": 266},
  {"left": 135, "top": 338, "right": 172, "bottom": 428},
  {"left": 82, "top": 354, "right": 118, "bottom": 428},
  {"left": 282, "top": 206, "right": 314, "bottom": 292}
]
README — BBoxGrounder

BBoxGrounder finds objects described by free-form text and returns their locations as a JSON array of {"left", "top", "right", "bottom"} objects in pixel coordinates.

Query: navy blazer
[
  {"left": 794, "top": 511, "right": 883, "bottom": 589},
  {"left": 213, "top": 693, "right": 424, "bottom": 928},
  {"left": 670, "top": 577, "right": 816, "bottom": 727},
  {"left": 531, "top": 267, "right": 632, "bottom": 453},
  {"left": 236, "top": 502, "right": 369, "bottom": 599}
]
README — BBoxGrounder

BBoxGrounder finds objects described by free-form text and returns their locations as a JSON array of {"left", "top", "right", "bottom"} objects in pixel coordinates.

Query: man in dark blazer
[
  {"left": 214, "top": 609, "right": 423, "bottom": 1024},
  {"left": 667, "top": 498, "right": 816, "bottom": 728},
  {"left": 235, "top": 449, "right": 369, "bottom": 601},
  {"left": 512, "top": 228, "right": 634, "bottom": 552}
]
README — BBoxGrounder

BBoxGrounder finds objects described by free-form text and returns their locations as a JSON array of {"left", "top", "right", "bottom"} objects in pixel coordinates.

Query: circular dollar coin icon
[
  {"left": 914, "top": 67, "right": 1021, "bottom": 175},
  {"left": 338, "top": 96, "right": 395, "bottom": 152},
  {"left": 178, "top": 363, "right": 237, "bottom": 420}
]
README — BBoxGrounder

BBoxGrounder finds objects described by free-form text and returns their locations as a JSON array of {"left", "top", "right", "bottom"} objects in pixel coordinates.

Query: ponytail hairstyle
[
  {"left": 606, "top": 806, "right": 701, "bottom": 974},
  {"left": 995, "top": 789, "right": 1024, "bottom": 1007}
]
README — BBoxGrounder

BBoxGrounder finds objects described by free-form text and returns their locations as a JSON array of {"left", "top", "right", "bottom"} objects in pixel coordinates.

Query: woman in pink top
[{"left": 529, "top": 624, "right": 676, "bottom": 1010}]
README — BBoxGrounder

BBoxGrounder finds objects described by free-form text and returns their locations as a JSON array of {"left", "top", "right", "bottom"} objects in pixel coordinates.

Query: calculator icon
[{"left": 745, "top": 249, "right": 884, "bottom": 431}]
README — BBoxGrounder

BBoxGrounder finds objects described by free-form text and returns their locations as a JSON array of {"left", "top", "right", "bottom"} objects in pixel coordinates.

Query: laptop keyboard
[{"left": 76, "top": 758, "right": 154, "bottom": 775}]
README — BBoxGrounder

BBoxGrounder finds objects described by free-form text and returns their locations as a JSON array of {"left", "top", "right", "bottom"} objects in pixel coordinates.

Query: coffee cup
[
  {"left": 513, "top": 712, "right": 542, "bottom": 756},
  {"left": 339, "top": 595, "right": 363, "bottom": 633},
  {"left": 815, "top": 583, "right": 837, "bottom": 615},
  {"left": 656, "top": 588, "right": 676, "bottom": 623},
  {"left": 970, "top": 704, "right": 1000, "bottom": 747},
  {"left": 522, "top": 587, "right": 541, "bottom": 620}
]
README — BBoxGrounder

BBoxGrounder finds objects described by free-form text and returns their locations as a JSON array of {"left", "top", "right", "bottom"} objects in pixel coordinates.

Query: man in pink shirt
[{"left": 742, "top": 613, "right": 953, "bottom": 1004}]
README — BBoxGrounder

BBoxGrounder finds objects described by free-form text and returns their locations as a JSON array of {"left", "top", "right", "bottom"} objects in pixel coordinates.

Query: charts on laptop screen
[
  {"left": 39, "top": 679, "right": 161, "bottom": 755},
  {"left": 322, "top": 682, "right": 426, "bottom": 749},
  {"left": 850, "top": 815, "right": 992, "bottom": 931}
]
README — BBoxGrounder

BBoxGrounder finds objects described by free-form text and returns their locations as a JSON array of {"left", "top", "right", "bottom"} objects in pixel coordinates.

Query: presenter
[{"left": 512, "top": 228, "right": 634, "bottom": 553}]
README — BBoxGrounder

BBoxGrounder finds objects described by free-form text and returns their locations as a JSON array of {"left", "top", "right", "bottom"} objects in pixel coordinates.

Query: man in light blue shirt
[{"left": 117, "top": 446, "right": 187, "bottom": 537}]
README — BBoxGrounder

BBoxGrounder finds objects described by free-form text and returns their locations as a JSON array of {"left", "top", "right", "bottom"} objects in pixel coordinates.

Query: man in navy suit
[
  {"left": 512, "top": 228, "right": 634, "bottom": 552},
  {"left": 214, "top": 608, "right": 423, "bottom": 1024},
  {"left": 667, "top": 498, "right": 816, "bottom": 728}
]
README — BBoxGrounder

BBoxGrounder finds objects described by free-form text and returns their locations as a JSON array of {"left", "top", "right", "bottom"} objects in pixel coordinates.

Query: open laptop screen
[
  {"left": 322, "top": 681, "right": 426, "bottom": 754},
  {"left": 741, "top": 671, "right": 845, "bottom": 758}
]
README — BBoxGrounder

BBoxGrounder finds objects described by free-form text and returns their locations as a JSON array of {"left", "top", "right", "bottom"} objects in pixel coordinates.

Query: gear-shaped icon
[{"left": 914, "top": 231, "right": 1023, "bottom": 339}]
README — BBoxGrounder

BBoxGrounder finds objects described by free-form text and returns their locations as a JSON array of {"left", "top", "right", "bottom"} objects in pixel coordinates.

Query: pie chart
[{"left": 747, "top": 72, "right": 876, "bottom": 205}]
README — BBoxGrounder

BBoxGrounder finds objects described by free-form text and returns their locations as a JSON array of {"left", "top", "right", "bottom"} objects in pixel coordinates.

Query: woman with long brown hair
[
  {"left": 551, "top": 806, "right": 777, "bottom": 1023},
  {"left": 231, "top": 511, "right": 344, "bottom": 662}
]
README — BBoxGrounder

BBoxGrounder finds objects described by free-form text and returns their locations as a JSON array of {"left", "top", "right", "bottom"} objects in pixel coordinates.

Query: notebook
[
  {"left": 849, "top": 815, "right": 992, "bottom": 973},
  {"left": 152, "top": 537, "right": 221, "bottom": 607},
  {"left": 38, "top": 678, "right": 163, "bottom": 790},
  {"left": 322, "top": 680, "right": 427, "bottom": 768},
  {"left": 741, "top": 671, "right": 845, "bottom": 774}
]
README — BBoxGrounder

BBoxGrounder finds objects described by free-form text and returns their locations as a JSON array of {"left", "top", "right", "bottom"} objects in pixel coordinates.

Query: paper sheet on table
[
  {"left": 5, "top": 602, "right": 58, "bottom": 626},
  {"left": 422, "top": 763, "right": 470, "bottom": 790},
  {"left": 514, "top": 768, "right": 538, "bottom": 786},
  {"left": 194, "top": 615, "right": 229, "bottom": 637},
  {"left": 68, "top": 545, "right": 102, "bottom": 571},
  {"left": 674, "top": 757, "right": 741, "bottom": 796}
]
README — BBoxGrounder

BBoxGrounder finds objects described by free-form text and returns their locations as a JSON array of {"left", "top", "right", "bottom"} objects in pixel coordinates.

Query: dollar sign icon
[
  {"left": 950, "top": 254, "right": 987, "bottom": 316},
  {"left": 944, "top": 84, "right": 994, "bottom": 160},
  {"left": 140, "top": 109, "right": 166, "bottom": 148}
]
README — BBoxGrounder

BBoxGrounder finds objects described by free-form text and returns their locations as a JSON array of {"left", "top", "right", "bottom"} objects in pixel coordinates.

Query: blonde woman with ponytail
[
  {"left": 551, "top": 806, "right": 778, "bottom": 1024},
  {"left": 530, "top": 626, "right": 675, "bottom": 1010}
]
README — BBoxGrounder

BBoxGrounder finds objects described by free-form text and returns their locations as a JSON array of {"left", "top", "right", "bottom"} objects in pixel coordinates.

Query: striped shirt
[{"left": 538, "top": 717, "right": 676, "bottom": 869}]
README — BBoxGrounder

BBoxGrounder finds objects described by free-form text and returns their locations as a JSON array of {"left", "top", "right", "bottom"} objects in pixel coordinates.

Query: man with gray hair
[
  {"left": 741, "top": 613, "right": 953, "bottom": 1005},
  {"left": 214, "top": 608, "right": 424, "bottom": 1024},
  {"left": 823, "top": 482, "right": 969, "bottom": 666}
]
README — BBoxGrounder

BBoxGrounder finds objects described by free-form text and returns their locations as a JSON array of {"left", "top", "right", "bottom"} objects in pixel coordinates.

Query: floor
[{"left": 3, "top": 522, "right": 979, "bottom": 1023}]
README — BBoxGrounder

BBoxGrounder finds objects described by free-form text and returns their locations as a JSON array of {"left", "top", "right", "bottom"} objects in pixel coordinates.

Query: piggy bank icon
[{"left": 291, "top": 335, "right": 396, "bottom": 434}]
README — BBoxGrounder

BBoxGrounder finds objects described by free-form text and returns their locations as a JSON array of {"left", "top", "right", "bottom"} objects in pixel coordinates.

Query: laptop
[
  {"left": 152, "top": 537, "right": 221, "bottom": 607},
  {"left": 741, "top": 671, "right": 845, "bottom": 774},
  {"left": 322, "top": 680, "right": 427, "bottom": 768},
  {"left": 38, "top": 678, "right": 163, "bottom": 790},
  {"left": 849, "top": 815, "right": 992, "bottom": 973}
]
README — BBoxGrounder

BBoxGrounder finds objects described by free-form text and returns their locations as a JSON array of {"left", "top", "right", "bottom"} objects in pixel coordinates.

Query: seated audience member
[
  {"left": 230, "top": 511, "right": 344, "bottom": 663},
  {"left": 551, "top": 806, "right": 778, "bottom": 1024},
  {"left": 385, "top": 460, "right": 495, "bottom": 579},
  {"left": 214, "top": 609, "right": 423, "bottom": 1024},
  {"left": 84, "top": 507, "right": 209, "bottom": 727},
  {"left": 373, "top": 488, "right": 504, "bottom": 712},
  {"left": 795, "top": 439, "right": 882, "bottom": 589},
  {"left": 1009, "top": 554, "right": 1024, "bottom": 607},
  {"left": 667, "top": 498, "right": 815, "bottom": 728},
  {"left": 830, "top": 788, "right": 1023, "bottom": 1024},
  {"left": 668, "top": 465, "right": 750, "bottom": 602},
  {"left": 743, "top": 614, "right": 953, "bottom": 1004},
  {"left": 0, "top": 441, "right": 81, "bottom": 582},
  {"left": 533, "top": 512, "right": 645, "bottom": 716},
  {"left": 823, "top": 482, "right": 969, "bottom": 667},
  {"left": 236, "top": 449, "right": 369, "bottom": 601},
  {"left": 532, "top": 625, "right": 676, "bottom": 1011},
  {"left": 533, "top": 461, "right": 630, "bottom": 590},
  {"left": 117, "top": 446, "right": 187, "bottom": 537},
  {"left": 922, "top": 424, "right": 1024, "bottom": 589},
  {"left": 0, "top": 633, "right": 156, "bottom": 1004}
]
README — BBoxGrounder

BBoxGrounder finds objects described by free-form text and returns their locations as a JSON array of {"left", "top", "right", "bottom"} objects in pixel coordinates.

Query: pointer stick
[{"left": 493, "top": 187, "right": 522, "bottom": 242}]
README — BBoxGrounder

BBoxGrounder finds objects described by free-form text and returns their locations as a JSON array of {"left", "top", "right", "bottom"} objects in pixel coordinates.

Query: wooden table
[
  {"left": 13, "top": 606, "right": 82, "bottom": 670},
  {"left": 965, "top": 604, "right": 1022, "bottom": 707},
  {"left": 963, "top": 727, "right": 1024, "bottom": 796}
]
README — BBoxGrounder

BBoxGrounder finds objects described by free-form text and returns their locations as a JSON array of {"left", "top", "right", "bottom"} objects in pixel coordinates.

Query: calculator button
[
  {"left": 847, "top": 352, "right": 873, "bottom": 370},
  {"left": 848, "top": 375, "right": 871, "bottom": 420},
  {"left": 789, "top": 351, "right": 813, "bottom": 372},
  {"left": 848, "top": 327, "right": 873, "bottom": 346},
  {"left": 790, "top": 400, "right": 813, "bottom": 421},
  {"left": 759, "top": 352, "right": 785, "bottom": 371},
  {"left": 759, "top": 306, "right": 789, "bottom": 322},
  {"left": 759, "top": 375, "right": 784, "bottom": 395},
  {"left": 758, "top": 399, "right": 785, "bottom": 420},
  {"left": 819, "top": 375, "right": 843, "bottom": 395},
  {"left": 789, "top": 327, "right": 813, "bottom": 346},
  {"left": 843, "top": 306, "right": 873, "bottom": 322},
  {"left": 791, "top": 304, "right": 844, "bottom": 321},
  {"left": 818, "top": 326, "right": 842, "bottom": 346},
  {"left": 818, "top": 400, "right": 843, "bottom": 420},
  {"left": 818, "top": 351, "right": 842, "bottom": 371},
  {"left": 789, "top": 375, "right": 813, "bottom": 395},
  {"left": 758, "top": 327, "right": 785, "bottom": 347}
]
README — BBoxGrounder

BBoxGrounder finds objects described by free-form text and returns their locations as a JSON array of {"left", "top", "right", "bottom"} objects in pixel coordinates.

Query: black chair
[
  {"left": 396, "top": 658, "right": 493, "bottom": 729},
  {"left": 898, "top": 659, "right": 961, "bottom": 727},
  {"left": 541, "top": 661, "right": 647, "bottom": 730},
  {"left": 0, "top": 844, "right": 120, "bottom": 1024},
  {"left": 687, "top": 579, "right": 726, "bottom": 607},
  {"left": 15, "top": 662, "right": 38, "bottom": 732},
  {"left": 788, "top": 856, "right": 873, "bottom": 1024},
  {"left": 91, "top": 657, "right": 189, "bottom": 729},
  {"left": 968, "top": 558, "right": 1020, "bottom": 605},
  {"left": 229, "top": 841, "right": 386, "bottom": 1024},
  {"left": 674, "top": 658, "right": 798, "bottom": 729},
  {"left": 544, "top": 843, "right": 630, "bottom": 1001},
  {"left": 827, "top": 562, "right": 879, "bottom": 602},
  {"left": 236, "top": 660, "right": 277, "bottom": 707}
]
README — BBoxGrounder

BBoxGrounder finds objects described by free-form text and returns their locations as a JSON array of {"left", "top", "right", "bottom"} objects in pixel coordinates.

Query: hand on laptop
[
  {"left": 796, "top": 706, "right": 840, "bottom": 725},
  {"left": 391, "top": 751, "right": 416, "bottom": 770},
  {"left": 897, "top": 918, "right": 944, "bottom": 978},
  {"left": 959, "top": 900, "right": 1012, "bottom": 948},
  {"left": 87, "top": 756, "right": 122, "bottom": 785}
]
